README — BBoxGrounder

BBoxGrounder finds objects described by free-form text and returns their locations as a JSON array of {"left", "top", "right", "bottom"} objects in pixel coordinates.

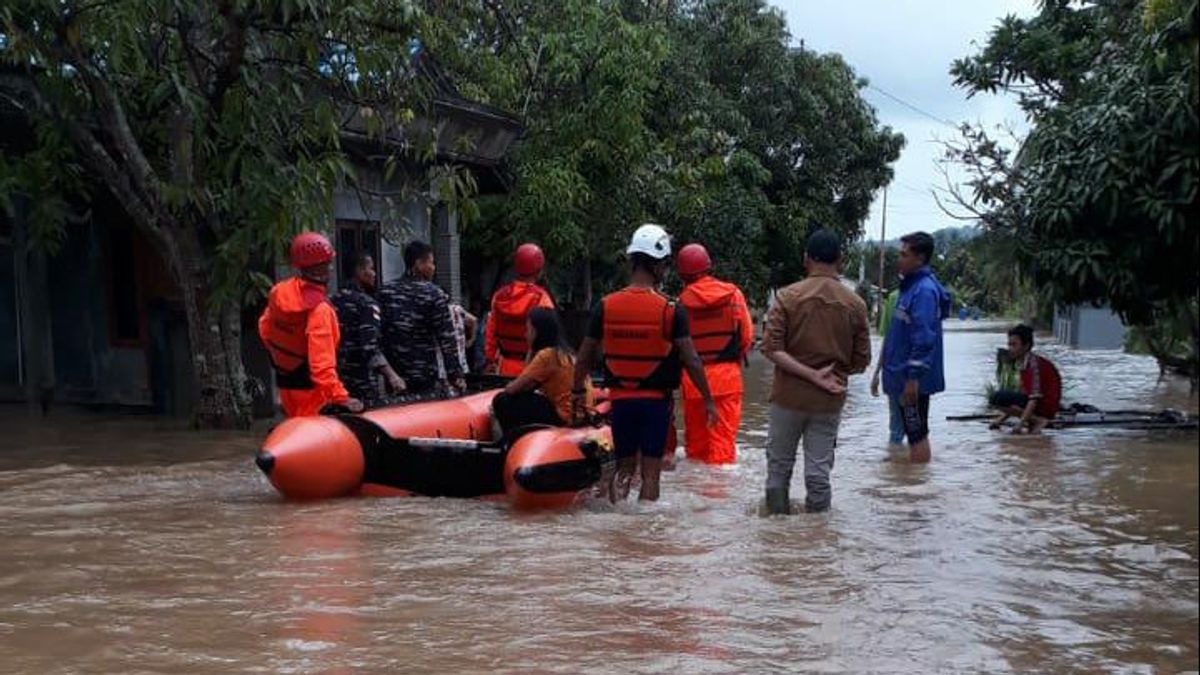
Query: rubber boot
[{"left": 766, "top": 487, "right": 791, "bottom": 515}]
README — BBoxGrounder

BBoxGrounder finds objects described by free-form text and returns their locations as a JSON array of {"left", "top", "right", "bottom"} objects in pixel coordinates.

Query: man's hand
[
  {"left": 903, "top": 379, "right": 920, "bottom": 406},
  {"left": 704, "top": 397, "right": 718, "bottom": 428},
  {"left": 812, "top": 364, "right": 847, "bottom": 396},
  {"left": 870, "top": 371, "right": 881, "bottom": 398},
  {"left": 344, "top": 398, "right": 365, "bottom": 413},
  {"left": 451, "top": 376, "right": 467, "bottom": 393}
]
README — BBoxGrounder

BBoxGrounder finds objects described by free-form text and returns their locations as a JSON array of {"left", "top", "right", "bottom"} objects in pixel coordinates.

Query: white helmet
[{"left": 626, "top": 223, "right": 671, "bottom": 259}]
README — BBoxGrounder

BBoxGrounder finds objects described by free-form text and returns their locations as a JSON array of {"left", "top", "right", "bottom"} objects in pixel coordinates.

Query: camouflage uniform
[
  {"left": 378, "top": 275, "right": 463, "bottom": 394},
  {"left": 331, "top": 280, "right": 388, "bottom": 407}
]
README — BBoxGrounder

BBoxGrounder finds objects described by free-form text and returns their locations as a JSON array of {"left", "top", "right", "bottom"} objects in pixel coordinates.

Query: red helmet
[
  {"left": 513, "top": 243, "right": 545, "bottom": 277},
  {"left": 677, "top": 243, "right": 712, "bottom": 278},
  {"left": 289, "top": 232, "right": 335, "bottom": 269}
]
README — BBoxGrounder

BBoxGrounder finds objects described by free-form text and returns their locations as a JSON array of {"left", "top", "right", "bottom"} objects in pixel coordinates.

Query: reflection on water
[{"left": 0, "top": 327, "right": 1196, "bottom": 673}]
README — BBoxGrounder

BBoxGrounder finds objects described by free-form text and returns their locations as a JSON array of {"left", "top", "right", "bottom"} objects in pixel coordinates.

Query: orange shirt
[{"left": 522, "top": 348, "right": 592, "bottom": 422}]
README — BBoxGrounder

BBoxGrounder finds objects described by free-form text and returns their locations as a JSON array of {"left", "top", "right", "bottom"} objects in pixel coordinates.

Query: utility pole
[{"left": 876, "top": 185, "right": 888, "bottom": 319}]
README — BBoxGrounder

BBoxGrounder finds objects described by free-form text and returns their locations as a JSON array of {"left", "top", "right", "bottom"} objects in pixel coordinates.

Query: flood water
[{"left": 1, "top": 326, "right": 1197, "bottom": 674}]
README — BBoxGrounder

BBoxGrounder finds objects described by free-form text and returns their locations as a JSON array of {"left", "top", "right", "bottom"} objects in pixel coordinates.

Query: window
[{"left": 336, "top": 220, "right": 381, "bottom": 283}]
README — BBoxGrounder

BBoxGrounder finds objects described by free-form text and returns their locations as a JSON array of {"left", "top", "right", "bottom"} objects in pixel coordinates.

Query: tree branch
[{"left": 0, "top": 72, "right": 171, "bottom": 249}]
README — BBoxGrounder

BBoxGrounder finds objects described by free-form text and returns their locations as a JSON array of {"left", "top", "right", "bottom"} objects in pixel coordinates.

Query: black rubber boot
[{"left": 766, "top": 487, "right": 790, "bottom": 515}]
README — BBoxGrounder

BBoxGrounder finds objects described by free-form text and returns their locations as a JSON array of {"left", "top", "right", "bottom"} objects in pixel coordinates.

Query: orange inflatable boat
[{"left": 254, "top": 390, "right": 612, "bottom": 510}]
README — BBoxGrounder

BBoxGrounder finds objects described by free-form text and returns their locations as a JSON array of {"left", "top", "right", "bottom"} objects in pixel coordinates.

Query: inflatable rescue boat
[{"left": 254, "top": 390, "right": 613, "bottom": 510}]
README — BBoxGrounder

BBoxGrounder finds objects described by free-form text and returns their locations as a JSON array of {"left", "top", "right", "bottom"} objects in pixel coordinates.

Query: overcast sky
[{"left": 774, "top": 0, "right": 1038, "bottom": 241}]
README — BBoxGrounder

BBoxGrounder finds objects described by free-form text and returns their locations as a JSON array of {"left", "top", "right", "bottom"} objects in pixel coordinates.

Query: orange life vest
[
  {"left": 600, "top": 287, "right": 681, "bottom": 393},
  {"left": 679, "top": 282, "right": 741, "bottom": 364},
  {"left": 492, "top": 282, "right": 550, "bottom": 361},
  {"left": 262, "top": 278, "right": 329, "bottom": 390}
]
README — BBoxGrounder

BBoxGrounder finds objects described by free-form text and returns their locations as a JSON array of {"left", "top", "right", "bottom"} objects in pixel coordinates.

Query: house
[
  {"left": 0, "top": 51, "right": 522, "bottom": 417},
  {"left": 1053, "top": 304, "right": 1128, "bottom": 350}
]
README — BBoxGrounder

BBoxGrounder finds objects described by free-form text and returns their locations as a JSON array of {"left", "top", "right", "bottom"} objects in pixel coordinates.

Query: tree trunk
[{"left": 171, "top": 228, "right": 252, "bottom": 428}]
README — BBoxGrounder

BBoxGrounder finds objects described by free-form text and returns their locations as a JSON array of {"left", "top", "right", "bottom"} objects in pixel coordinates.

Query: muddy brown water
[{"left": 1, "top": 326, "right": 1196, "bottom": 673}]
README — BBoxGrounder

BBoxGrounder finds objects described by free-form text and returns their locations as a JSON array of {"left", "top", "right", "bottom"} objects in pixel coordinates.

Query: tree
[
  {"left": 0, "top": 1, "right": 460, "bottom": 425},
  {"left": 424, "top": 0, "right": 903, "bottom": 308},
  {"left": 950, "top": 0, "right": 1199, "bottom": 381}
]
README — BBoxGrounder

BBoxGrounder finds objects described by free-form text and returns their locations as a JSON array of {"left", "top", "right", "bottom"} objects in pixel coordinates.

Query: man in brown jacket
[{"left": 761, "top": 229, "right": 871, "bottom": 514}]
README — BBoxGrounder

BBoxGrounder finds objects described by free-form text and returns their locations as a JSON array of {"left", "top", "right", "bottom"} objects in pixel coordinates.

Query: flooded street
[{"left": 1, "top": 326, "right": 1196, "bottom": 674}]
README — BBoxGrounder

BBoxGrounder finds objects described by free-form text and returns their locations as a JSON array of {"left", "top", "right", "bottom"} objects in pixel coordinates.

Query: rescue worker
[
  {"left": 573, "top": 224, "right": 717, "bottom": 502},
  {"left": 378, "top": 240, "right": 465, "bottom": 395},
  {"left": 258, "top": 232, "right": 363, "bottom": 417},
  {"left": 484, "top": 243, "right": 556, "bottom": 376},
  {"left": 331, "top": 254, "right": 405, "bottom": 408},
  {"left": 676, "top": 243, "right": 754, "bottom": 464}
]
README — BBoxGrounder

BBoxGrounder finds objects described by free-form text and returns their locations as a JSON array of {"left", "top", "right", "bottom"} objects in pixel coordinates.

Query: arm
[
  {"left": 677, "top": 335, "right": 715, "bottom": 407},
  {"left": 870, "top": 337, "right": 885, "bottom": 397},
  {"left": 504, "top": 352, "right": 548, "bottom": 396},
  {"left": 307, "top": 306, "right": 350, "bottom": 403},
  {"left": 429, "top": 291, "right": 463, "bottom": 381},
  {"left": 460, "top": 308, "right": 478, "bottom": 347},
  {"left": 503, "top": 372, "right": 542, "bottom": 396},
  {"left": 764, "top": 350, "right": 846, "bottom": 395},
  {"left": 735, "top": 289, "right": 754, "bottom": 357},
  {"left": 1018, "top": 398, "right": 1039, "bottom": 428},
  {"left": 362, "top": 299, "right": 401, "bottom": 389},
  {"left": 905, "top": 288, "right": 938, "bottom": 383},
  {"left": 760, "top": 295, "right": 844, "bottom": 395},
  {"left": 573, "top": 337, "right": 599, "bottom": 393}
]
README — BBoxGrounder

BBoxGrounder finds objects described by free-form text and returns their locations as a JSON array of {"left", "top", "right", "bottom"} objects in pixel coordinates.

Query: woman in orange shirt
[{"left": 492, "top": 308, "right": 590, "bottom": 436}]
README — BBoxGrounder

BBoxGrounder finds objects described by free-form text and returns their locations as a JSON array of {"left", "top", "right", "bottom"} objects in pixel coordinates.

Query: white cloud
[{"left": 773, "top": 0, "right": 1039, "bottom": 239}]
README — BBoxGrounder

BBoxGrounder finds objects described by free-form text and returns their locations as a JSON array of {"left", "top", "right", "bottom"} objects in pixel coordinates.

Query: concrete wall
[
  {"left": 46, "top": 221, "right": 153, "bottom": 405},
  {"left": 330, "top": 172, "right": 432, "bottom": 286},
  {"left": 1054, "top": 304, "right": 1128, "bottom": 350}
]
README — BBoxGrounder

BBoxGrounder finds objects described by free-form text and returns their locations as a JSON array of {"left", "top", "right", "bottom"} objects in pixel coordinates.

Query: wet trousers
[
  {"left": 683, "top": 393, "right": 743, "bottom": 464},
  {"left": 765, "top": 404, "right": 840, "bottom": 513},
  {"left": 279, "top": 389, "right": 330, "bottom": 418}
]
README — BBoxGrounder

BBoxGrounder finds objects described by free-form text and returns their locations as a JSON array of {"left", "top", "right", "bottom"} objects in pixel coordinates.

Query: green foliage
[
  {"left": 0, "top": 0, "right": 479, "bottom": 424},
  {"left": 0, "top": 0, "right": 453, "bottom": 307},
  {"left": 950, "top": 0, "right": 1199, "bottom": 332},
  {"left": 424, "top": 0, "right": 904, "bottom": 306}
]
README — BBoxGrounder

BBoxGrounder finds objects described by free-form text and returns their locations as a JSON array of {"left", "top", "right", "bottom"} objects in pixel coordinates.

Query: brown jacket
[{"left": 761, "top": 271, "right": 871, "bottom": 413}]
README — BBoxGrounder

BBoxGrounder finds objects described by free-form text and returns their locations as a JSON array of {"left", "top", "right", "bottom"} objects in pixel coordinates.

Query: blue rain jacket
[{"left": 882, "top": 266, "right": 952, "bottom": 397}]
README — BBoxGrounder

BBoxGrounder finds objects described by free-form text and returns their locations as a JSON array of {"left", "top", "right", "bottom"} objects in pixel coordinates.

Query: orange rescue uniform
[
  {"left": 484, "top": 280, "right": 556, "bottom": 376},
  {"left": 599, "top": 287, "right": 682, "bottom": 399},
  {"left": 679, "top": 275, "right": 753, "bottom": 464},
  {"left": 258, "top": 277, "right": 350, "bottom": 417}
]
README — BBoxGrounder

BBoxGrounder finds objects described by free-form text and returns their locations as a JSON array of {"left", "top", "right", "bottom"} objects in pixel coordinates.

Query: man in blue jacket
[{"left": 882, "top": 232, "right": 951, "bottom": 463}]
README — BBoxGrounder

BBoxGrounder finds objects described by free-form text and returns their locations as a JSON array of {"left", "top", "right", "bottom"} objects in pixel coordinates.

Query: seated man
[{"left": 989, "top": 324, "right": 1062, "bottom": 434}]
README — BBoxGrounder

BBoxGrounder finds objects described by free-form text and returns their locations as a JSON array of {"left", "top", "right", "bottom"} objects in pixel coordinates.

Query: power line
[{"left": 866, "top": 83, "right": 959, "bottom": 129}]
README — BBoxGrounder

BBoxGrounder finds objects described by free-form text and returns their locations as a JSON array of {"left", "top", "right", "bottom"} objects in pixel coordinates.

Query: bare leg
[
  {"left": 909, "top": 439, "right": 931, "bottom": 463},
  {"left": 638, "top": 457, "right": 663, "bottom": 502},
  {"left": 613, "top": 457, "right": 638, "bottom": 503},
  {"left": 1028, "top": 416, "right": 1049, "bottom": 435}
]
